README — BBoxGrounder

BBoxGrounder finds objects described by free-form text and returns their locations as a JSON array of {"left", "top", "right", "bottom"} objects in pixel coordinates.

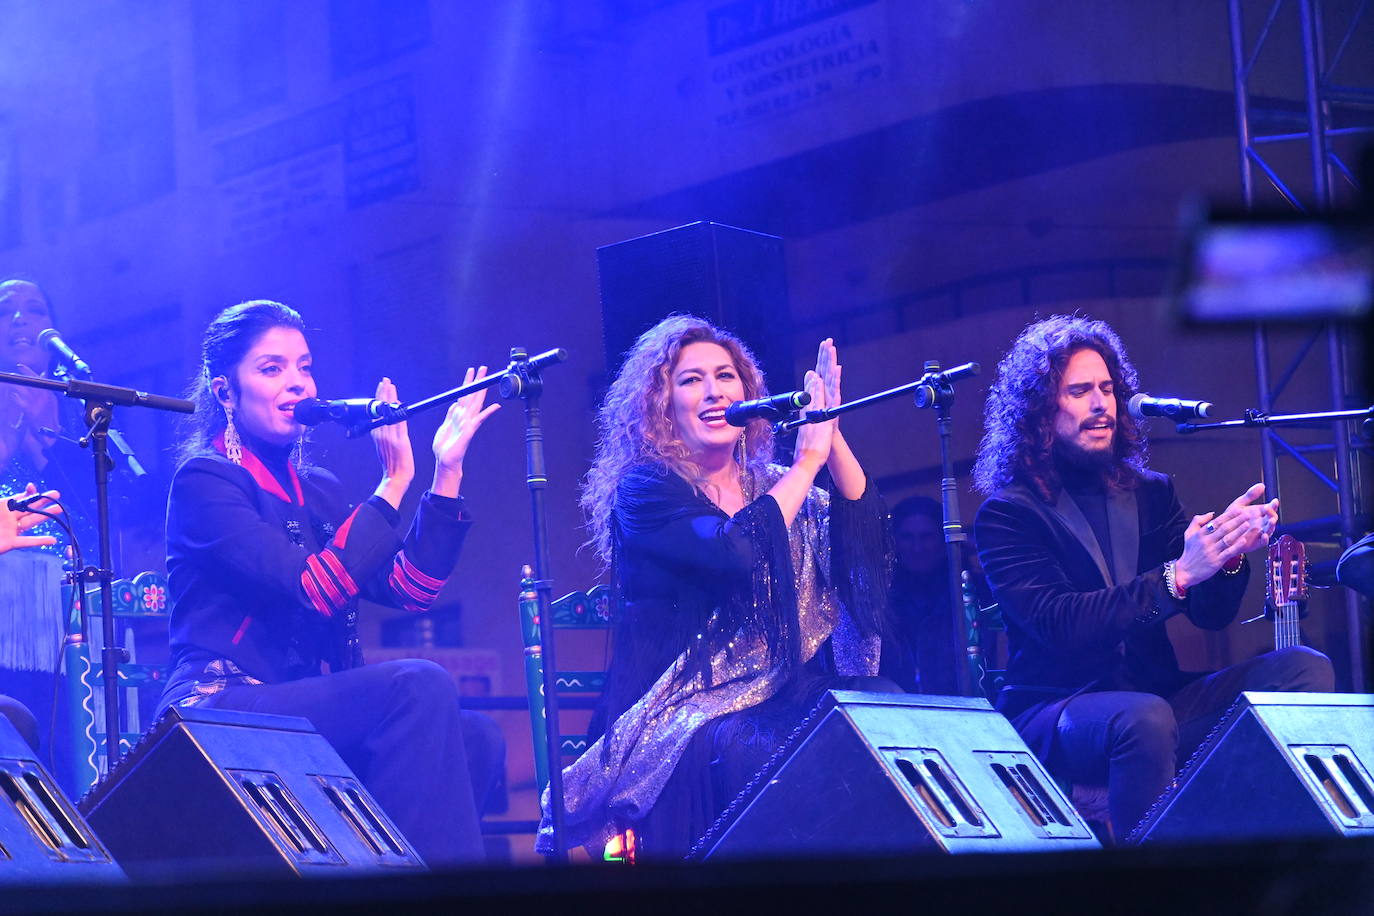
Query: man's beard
[{"left": 1053, "top": 436, "right": 1118, "bottom": 475}]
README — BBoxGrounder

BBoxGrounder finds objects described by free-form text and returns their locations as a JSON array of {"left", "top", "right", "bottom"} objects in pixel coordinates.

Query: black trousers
[
  {"left": 1052, "top": 646, "right": 1334, "bottom": 839},
  {"left": 201, "top": 658, "right": 500, "bottom": 867}
]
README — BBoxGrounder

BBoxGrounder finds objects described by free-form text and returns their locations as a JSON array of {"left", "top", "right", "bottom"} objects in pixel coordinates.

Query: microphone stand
[
  {"left": 53, "top": 366, "right": 147, "bottom": 479},
  {"left": 500, "top": 348, "right": 568, "bottom": 863},
  {"left": 354, "top": 348, "right": 571, "bottom": 862},
  {"left": 1175, "top": 405, "right": 1372, "bottom": 434},
  {"left": 0, "top": 370, "right": 193, "bottom": 772},
  {"left": 346, "top": 348, "right": 567, "bottom": 437},
  {"left": 781, "top": 361, "right": 983, "bottom": 697}
]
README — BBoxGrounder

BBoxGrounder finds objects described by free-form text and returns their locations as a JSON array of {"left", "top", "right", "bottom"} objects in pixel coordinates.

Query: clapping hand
[
  {"left": 815, "top": 337, "right": 842, "bottom": 418},
  {"left": 1175, "top": 483, "right": 1278, "bottom": 588},
  {"left": 793, "top": 368, "right": 833, "bottom": 470},
  {"left": 370, "top": 377, "right": 414, "bottom": 508},
  {"left": 432, "top": 367, "right": 500, "bottom": 497}
]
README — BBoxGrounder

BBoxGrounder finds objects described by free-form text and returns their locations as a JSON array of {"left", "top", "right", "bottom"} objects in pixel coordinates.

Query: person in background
[
  {"left": 880, "top": 495, "right": 993, "bottom": 695},
  {"left": 0, "top": 279, "right": 84, "bottom": 776}
]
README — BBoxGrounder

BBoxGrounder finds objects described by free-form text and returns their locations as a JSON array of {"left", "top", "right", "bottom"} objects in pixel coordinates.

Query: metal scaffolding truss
[{"left": 1228, "top": 0, "right": 1372, "bottom": 688}]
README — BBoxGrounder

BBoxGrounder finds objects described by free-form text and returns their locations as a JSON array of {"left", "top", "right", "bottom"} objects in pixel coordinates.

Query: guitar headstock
[{"left": 1267, "top": 534, "right": 1308, "bottom": 606}]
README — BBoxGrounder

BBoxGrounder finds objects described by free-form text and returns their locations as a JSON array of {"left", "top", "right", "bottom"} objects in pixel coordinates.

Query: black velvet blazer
[{"left": 973, "top": 469, "right": 1248, "bottom": 753}]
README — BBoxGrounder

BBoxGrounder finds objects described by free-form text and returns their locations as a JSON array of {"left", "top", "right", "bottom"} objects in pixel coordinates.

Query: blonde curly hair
[{"left": 581, "top": 314, "right": 775, "bottom": 565}]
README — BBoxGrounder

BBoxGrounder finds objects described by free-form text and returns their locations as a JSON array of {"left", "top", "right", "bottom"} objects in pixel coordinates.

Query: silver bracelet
[{"left": 1163, "top": 560, "right": 1187, "bottom": 601}]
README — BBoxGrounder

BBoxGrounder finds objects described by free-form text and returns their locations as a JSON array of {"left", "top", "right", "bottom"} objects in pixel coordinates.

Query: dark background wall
[{"left": 0, "top": 1, "right": 1368, "bottom": 846}]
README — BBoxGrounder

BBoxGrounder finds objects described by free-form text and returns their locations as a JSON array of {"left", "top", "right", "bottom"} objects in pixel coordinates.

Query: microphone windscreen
[
  {"left": 1127, "top": 393, "right": 1148, "bottom": 419},
  {"left": 293, "top": 399, "right": 329, "bottom": 426}
]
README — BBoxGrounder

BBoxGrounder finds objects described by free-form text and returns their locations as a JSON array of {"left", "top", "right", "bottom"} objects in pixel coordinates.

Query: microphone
[
  {"left": 6, "top": 491, "right": 52, "bottom": 513},
  {"left": 725, "top": 390, "right": 811, "bottom": 427},
  {"left": 1128, "top": 393, "right": 1214, "bottom": 420},
  {"left": 38, "top": 329, "right": 92, "bottom": 378},
  {"left": 293, "top": 397, "right": 405, "bottom": 427}
]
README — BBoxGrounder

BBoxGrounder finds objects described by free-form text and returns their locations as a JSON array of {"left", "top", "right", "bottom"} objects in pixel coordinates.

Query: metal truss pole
[{"left": 1228, "top": 0, "right": 1370, "bottom": 689}]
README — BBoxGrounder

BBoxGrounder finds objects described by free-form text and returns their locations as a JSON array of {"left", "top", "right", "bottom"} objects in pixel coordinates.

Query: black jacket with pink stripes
[{"left": 163, "top": 446, "right": 469, "bottom": 686}]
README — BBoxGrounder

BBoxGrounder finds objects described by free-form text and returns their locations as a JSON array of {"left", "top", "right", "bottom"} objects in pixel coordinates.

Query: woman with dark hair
[
  {"left": 0, "top": 279, "right": 66, "bottom": 535},
  {"left": 542, "top": 314, "right": 890, "bottom": 858},
  {"left": 0, "top": 278, "right": 86, "bottom": 782},
  {"left": 157, "top": 299, "right": 500, "bottom": 867}
]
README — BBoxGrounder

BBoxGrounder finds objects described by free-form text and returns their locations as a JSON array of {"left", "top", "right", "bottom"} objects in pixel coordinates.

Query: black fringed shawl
[
  {"left": 592, "top": 462, "right": 890, "bottom": 745},
  {"left": 540, "top": 461, "right": 890, "bottom": 853}
]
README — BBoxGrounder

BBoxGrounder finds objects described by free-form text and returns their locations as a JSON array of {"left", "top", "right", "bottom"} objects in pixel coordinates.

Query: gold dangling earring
[{"left": 223, "top": 405, "right": 243, "bottom": 465}]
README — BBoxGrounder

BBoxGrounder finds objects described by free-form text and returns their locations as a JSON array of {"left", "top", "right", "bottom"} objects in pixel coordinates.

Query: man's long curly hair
[
  {"left": 582, "top": 315, "right": 774, "bottom": 565},
  {"left": 974, "top": 315, "right": 1147, "bottom": 500}
]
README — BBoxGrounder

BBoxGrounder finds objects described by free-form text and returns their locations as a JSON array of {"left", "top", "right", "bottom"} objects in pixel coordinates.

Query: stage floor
[{"left": 4, "top": 837, "right": 1372, "bottom": 915}]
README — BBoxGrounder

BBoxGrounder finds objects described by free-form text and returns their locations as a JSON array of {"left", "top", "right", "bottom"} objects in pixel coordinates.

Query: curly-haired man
[{"left": 973, "top": 315, "right": 1333, "bottom": 840}]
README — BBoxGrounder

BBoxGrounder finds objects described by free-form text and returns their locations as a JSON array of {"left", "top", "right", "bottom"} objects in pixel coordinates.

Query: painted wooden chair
[
  {"left": 516, "top": 567, "right": 615, "bottom": 799},
  {"left": 476, "top": 567, "right": 617, "bottom": 852},
  {"left": 61, "top": 571, "right": 170, "bottom": 796}
]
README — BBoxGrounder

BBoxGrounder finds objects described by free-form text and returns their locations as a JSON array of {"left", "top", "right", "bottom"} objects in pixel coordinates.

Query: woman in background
[{"left": 0, "top": 278, "right": 82, "bottom": 779}]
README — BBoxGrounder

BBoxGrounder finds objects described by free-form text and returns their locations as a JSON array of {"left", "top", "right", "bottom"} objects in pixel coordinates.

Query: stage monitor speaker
[
  {"left": 0, "top": 716, "right": 123, "bottom": 884},
  {"left": 699, "top": 691, "right": 1101, "bottom": 859},
  {"left": 1131, "top": 691, "right": 1374, "bottom": 845},
  {"left": 596, "top": 221, "right": 793, "bottom": 390},
  {"left": 79, "top": 706, "right": 426, "bottom": 879}
]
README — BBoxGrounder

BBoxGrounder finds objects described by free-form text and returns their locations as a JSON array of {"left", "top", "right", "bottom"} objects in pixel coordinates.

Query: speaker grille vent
[
  {"left": 979, "top": 751, "right": 1095, "bottom": 840},
  {"left": 884, "top": 749, "right": 998, "bottom": 839},
  {"left": 315, "top": 775, "right": 414, "bottom": 863},
  {"left": 1292, "top": 745, "right": 1374, "bottom": 828},
  {"left": 0, "top": 759, "right": 109, "bottom": 863},
  {"left": 229, "top": 769, "right": 343, "bottom": 866}
]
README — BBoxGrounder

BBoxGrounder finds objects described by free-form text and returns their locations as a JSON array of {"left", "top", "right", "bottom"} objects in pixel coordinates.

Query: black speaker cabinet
[
  {"left": 79, "top": 706, "right": 425, "bottom": 878},
  {"left": 0, "top": 716, "right": 123, "bottom": 884},
  {"left": 596, "top": 221, "right": 793, "bottom": 390},
  {"left": 701, "top": 691, "right": 1101, "bottom": 858},
  {"left": 1132, "top": 691, "right": 1374, "bottom": 845}
]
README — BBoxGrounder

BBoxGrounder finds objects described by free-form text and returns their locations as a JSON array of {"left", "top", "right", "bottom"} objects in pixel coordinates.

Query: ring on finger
[{"left": 1205, "top": 521, "right": 1216, "bottom": 534}]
